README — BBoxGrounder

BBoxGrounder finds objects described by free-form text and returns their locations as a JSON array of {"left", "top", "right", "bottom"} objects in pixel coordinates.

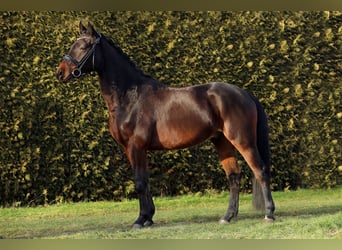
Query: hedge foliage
[{"left": 0, "top": 11, "right": 341, "bottom": 206}]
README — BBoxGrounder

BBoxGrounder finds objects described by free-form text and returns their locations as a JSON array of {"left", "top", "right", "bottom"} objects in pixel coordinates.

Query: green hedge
[{"left": 0, "top": 11, "right": 341, "bottom": 206}]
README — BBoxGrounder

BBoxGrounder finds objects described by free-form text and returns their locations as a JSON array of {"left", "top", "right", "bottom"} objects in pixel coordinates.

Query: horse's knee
[{"left": 135, "top": 180, "right": 147, "bottom": 194}]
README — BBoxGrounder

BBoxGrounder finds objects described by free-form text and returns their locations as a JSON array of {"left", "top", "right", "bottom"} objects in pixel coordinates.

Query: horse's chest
[{"left": 108, "top": 110, "right": 137, "bottom": 147}]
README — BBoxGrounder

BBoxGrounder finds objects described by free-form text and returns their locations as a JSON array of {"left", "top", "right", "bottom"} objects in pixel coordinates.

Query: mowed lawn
[{"left": 0, "top": 187, "right": 341, "bottom": 239}]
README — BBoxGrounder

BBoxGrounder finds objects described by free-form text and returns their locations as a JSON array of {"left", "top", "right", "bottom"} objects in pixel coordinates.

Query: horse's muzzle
[
  {"left": 56, "top": 62, "right": 73, "bottom": 82},
  {"left": 56, "top": 67, "right": 64, "bottom": 82}
]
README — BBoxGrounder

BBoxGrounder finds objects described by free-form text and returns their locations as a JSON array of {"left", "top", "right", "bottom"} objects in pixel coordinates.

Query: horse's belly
[{"left": 152, "top": 118, "right": 216, "bottom": 150}]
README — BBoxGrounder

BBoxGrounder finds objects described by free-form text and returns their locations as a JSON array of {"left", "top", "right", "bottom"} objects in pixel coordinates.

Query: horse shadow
[{"left": 4, "top": 202, "right": 340, "bottom": 239}]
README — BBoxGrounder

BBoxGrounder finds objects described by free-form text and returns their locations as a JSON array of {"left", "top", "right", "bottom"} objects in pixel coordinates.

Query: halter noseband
[{"left": 63, "top": 33, "right": 101, "bottom": 79}]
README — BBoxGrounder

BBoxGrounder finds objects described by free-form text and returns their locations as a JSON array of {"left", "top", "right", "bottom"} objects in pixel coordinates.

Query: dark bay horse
[{"left": 56, "top": 22, "right": 275, "bottom": 229}]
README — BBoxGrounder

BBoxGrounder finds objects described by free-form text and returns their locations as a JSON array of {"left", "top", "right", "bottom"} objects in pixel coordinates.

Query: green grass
[{"left": 0, "top": 187, "right": 341, "bottom": 239}]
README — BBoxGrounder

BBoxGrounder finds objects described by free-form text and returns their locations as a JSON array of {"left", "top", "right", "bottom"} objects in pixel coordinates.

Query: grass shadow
[{"left": 152, "top": 202, "right": 342, "bottom": 229}]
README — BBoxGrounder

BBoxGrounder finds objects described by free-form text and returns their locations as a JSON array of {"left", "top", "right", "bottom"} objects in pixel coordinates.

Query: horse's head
[{"left": 56, "top": 21, "right": 101, "bottom": 82}]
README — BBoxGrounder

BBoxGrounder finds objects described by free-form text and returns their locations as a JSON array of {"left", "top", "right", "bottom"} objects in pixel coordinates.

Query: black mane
[{"left": 101, "top": 34, "right": 152, "bottom": 80}]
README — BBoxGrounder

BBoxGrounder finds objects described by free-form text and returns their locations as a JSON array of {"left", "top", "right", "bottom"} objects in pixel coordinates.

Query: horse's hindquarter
[
  {"left": 207, "top": 82, "right": 258, "bottom": 144},
  {"left": 148, "top": 85, "right": 220, "bottom": 150}
]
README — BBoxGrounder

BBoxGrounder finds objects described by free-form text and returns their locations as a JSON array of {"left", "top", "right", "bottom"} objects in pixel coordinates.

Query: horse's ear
[
  {"left": 86, "top": 22, "right": 98, "bottom": 37},
  {"left": 79, "top": 21, "right": 87, "bottom": 34}
]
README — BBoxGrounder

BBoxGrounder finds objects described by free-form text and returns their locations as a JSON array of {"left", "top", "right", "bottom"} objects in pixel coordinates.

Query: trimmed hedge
[{"left": 0, "top": 11, "right": 341, "bottom": 206}]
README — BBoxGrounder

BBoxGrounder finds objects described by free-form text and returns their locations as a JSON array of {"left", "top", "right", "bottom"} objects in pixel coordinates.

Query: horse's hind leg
[
  {"left": 229, "top": 141, "right": 275, "bottom": 221},
  {"left": 211, "top": 133, "right": 240, "bottom": 223},
  {"left": 237, "top": 146, "right": 275, "bottom": 220}
]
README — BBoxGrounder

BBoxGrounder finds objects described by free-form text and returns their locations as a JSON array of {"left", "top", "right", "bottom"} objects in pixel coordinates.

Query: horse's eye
[{"left": 80, "top": 43, "right": 91, "bottom": 51}]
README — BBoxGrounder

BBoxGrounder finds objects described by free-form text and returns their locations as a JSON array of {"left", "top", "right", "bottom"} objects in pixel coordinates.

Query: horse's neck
[
  {"left": 97, "top": 40, "right": 163, "bottom": 112},
  {"left": 96, "top": 45, "right": 137, "bottom": 108}
]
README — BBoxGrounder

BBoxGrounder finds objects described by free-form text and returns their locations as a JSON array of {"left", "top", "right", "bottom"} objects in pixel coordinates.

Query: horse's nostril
[{"left": 56, "top": 68, "right": 64, "bottom": 81}]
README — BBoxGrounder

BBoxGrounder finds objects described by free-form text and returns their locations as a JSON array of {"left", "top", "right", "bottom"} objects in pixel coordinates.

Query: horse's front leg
[{"left": 125, "top": 144, "right": 155, "bottom": 229}]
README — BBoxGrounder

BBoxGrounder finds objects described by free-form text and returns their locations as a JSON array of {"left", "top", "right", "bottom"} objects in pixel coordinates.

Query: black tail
[{"left": 249, "top": 93, "right": 271, "bottom": 211}]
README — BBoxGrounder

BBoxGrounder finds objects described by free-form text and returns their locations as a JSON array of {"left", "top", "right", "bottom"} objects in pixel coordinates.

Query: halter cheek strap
[
  {"left": 63, "top": 33, "right": 101, "bottom": 79},
  {"left": 64, "top": 55, "right": 83, "bottom": 77}
]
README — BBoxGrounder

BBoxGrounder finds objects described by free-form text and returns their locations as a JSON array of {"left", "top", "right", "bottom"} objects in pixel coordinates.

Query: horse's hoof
[
  {"left": 218, "top": 219, "right": 230, "bottom": 224},
  {"left": 264, "top": 216, "right": 275, "bottom": 223},
  {"left": 144, "top": 220, "right": 154, "bottom": 227},
  {"left": 132, "top": 223, "right": 143, "bottom": 229},
  {"left": 132, "top": 220, "right": 153, "bottom": 229}
]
